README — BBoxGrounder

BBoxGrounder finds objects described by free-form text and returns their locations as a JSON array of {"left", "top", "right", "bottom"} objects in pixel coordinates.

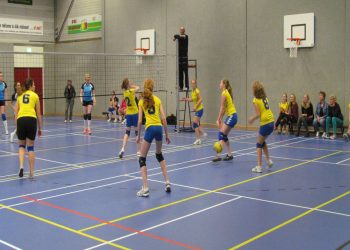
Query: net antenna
[{"left": 287, "top": 38, "right": 301, "bottom": 58}]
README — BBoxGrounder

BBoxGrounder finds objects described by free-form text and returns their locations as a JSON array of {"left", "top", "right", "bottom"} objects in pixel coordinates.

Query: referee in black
[{"left": 173, "top": 26, "right": 189, "bottom": 91}]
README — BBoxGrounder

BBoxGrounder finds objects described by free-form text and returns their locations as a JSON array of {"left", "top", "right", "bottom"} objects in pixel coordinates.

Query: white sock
[
  {"left": 3, "top": 120, "right": 8, "bottom": 132},
  {"left": 87, "top": 120, "right": 91, "bottom": 129},
  {"left": 84, "top": 120, "right": 87, "bottom": 129}
]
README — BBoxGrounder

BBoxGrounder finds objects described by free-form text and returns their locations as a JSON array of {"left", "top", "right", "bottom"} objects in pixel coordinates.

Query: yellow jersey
[
  {"left": 191, "top": 88, "right": 203, "bottom": 111},
  {"left": 348, "top": 103, "right": 350, "bottom": 109},
  {"left": 17, "top": 90, "right": 39, "bottom": 119},
  {"left": 279, "top": 102, "right": 289, "bottom": 113},
  {"left": 124, "top": 89, "right": 138, "bottom": 115},
  {"left": 139, "top": 95, "right": 162, "bottom": 129},
  {"left": 253, "top": 97, "right": 274, "bottom": 126},
  {"left": 222, "top": 89, "right": 236, "bottom": 116}
]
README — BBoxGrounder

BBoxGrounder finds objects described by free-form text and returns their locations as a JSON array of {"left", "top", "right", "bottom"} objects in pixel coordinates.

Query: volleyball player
[
  {"left": 10, "top": 82, "right": 22, "bottom": 143},
  {"left": 136, "top": 79, "right": 171, "bottom": 197},
  {"left": 248, "top": 81, "right": 274, "bottom": 173},
  {"left": 181, "top": 79, "right": 207, "bottom": 145},
  {"left": 119, "top": 78, "right": 140, "bottom": 158},
  {"left": 15, "top": 78, "right": 42, "bottom": 178},
  {"left": 0, "top": 72, "right": 9, "bottom": 135},
  {"left": 80, "top": 74, "right": 95, "bottom": 135},
  {"left": 213, "top": 79, "right": 238, "bottom": 162}
]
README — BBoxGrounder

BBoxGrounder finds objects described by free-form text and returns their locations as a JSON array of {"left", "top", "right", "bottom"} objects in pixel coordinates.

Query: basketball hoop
[
  {"left": 287, "top": 38, "right": 301, "bottom": 58},
  {"left": 134, "top": 48, "right": 149, "bottom": 55}
]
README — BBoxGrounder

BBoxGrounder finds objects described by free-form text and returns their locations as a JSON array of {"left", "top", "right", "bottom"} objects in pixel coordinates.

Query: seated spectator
[
  {"left": 118, "top": 98, "right": 127, "bottom": 123},
  {"left": 296, "top": 94, "right": 314, "bottom": 137},
  {"left": 287, "top": 93, "right": 299, "bottom": 134},
  {"left": 325, "top": 95, "right": 343, "bottom": 140},
  {"left": 107, "top": 91, "right": 118, "bottom": 123},
  {"left": 274, "top": 93, "right": 289, "bottom": 134},
  {"left": 313, "top": 91, "right": 328, "bottom": 137}
]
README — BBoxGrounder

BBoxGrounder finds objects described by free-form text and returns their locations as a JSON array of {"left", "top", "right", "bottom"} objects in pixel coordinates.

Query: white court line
[
  {"left": 146, "top": 178, "right": 350, "bottom": 218},
  {"left": 0, "top": 239, "right": 22, "bottom": 250},
  {"left": 336, "top": 157, "right": 350, "bottom": 164},
  {"left": 84, "top": 197, "right": 243, "bottom": 250},
  {"left": 1, "top": 136, "right": 310, "bottom": 208}
]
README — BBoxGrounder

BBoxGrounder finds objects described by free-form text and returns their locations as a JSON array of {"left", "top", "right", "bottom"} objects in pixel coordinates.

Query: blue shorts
[
  {"left": 126, "top": 114, "right": 138, "bottom": 127},
  {"left": 195, "top": 109, "right": 204, "bottom": 118},
  {"left": 224, "top": 113, "right": 238, "bottom": 128},
  {"left": 144, "top": 126, "right": 163, "bottom": 143},
  {"left": 259, "top": 122, "right": 274, "bottom": 137},
  {"left": 108, "top": 107, "right": 115, "bottom": 113}
]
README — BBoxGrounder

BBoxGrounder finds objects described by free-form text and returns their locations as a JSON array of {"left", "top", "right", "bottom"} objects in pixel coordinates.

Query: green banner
[{"left": 68, "top": 14, "right": 102, "bottom": 35}]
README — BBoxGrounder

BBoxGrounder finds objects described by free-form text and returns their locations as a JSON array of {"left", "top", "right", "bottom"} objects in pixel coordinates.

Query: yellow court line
[
  {"left": 0, "top": 204, "right": 130, "bottom": 250},
  {"left": 79, "top": 151, "right": 341, "bottom": 232},
  {"left": 229, "top": 189, "right": 350, "bottom": 249}
]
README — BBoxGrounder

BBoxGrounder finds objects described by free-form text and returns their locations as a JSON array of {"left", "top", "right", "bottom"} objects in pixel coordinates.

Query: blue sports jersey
[
  {"left": 81, "top": 82, "right": 95, "bottom": 102},
  {"left": 0, "top": 82, "right": 7, "bottom": 101}
]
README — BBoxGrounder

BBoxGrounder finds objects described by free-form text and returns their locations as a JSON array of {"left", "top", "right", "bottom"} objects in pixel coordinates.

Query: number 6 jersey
[
  {"left": 17, "top": 90, "right": 39, "bottom": 119},
  {"left": 253, "top": 97, "right": 274, "bottom": 126}
]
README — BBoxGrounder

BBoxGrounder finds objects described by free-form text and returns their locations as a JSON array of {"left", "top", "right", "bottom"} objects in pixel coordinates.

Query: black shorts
[
  {"left": 17, "top": 117, "right": 37, "bottom": 141},
  {"left": 0, "top": 101, "right": 5, "bottom": 106},
  {"left": 83, "top": 101, "right": 93, "bottom": 106}
]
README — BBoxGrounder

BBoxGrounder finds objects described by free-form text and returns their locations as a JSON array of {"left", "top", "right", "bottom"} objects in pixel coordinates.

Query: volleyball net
[{"left": 0, "top": 51, "right": 167, "bottom": 119}]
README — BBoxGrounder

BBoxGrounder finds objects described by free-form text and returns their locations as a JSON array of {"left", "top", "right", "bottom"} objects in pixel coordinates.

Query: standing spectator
[
  {"left": 313, "top": 91, "right": 328, "bottom": 137},
  {"left": 325, "top": 95, "right": 343, "bottom": 140},
  {"left": 296, "top": 94, "right": 314, "bottom": 137},
  {"left": 287, "top": 93, "right": 299, "bottom": 134},
  {"left": 173, "top": 26, "right": 189, "bottom": 91},
  {"left": 0, "top": 72, "right": 8, "bottom": 135},
  {"left": 64, "top": 80, "right": 76, "bottom": 123}
]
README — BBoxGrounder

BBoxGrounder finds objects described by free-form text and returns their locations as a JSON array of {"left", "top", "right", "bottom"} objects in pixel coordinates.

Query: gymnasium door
[{"left": 14, "top": 68, "right": 44, "bottom": 114}]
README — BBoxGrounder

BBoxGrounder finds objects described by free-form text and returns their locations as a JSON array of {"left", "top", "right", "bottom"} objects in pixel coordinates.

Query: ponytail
[
  {"left": 23, "top": 78, "right": 34, "bottom": 91},
  {"left": 222, "top": 79, "right": 233, "bottom": 99},
  {"left": 142, "top": 79, "right": 155, "bottom": 109}
]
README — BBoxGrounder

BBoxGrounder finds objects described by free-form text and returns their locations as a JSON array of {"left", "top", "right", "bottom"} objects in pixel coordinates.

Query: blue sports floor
[{"left": 1, "top": 116, "right": 350, "bottom": 250}]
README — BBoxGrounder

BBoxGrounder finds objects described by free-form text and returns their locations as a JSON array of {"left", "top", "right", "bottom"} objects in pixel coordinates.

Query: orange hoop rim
[
  {"left": 287, "top": 38, "right": 302, "bottom": 45},
  {"left": 134, "top": 48, "right": 149, "bottom": 54}
]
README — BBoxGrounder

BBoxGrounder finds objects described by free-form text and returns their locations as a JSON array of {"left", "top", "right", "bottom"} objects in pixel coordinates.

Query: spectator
[
  {"left": 64, "top": 80, "right": 76, "bottom": 123},
  {"left": 274, "top": 93, "right": 289, "bottom": 134},
  {"left": 287, "top": 93, "right": 299, "bottom": 134},
  {"left": 296, "top": 94, "right": 314, "bottom": 137},
  {"left": 325, "top": 95, "right": 343, "bottom": 140},
  {"left": 313, "top": 91, "right": 328, "bottom": 137}
]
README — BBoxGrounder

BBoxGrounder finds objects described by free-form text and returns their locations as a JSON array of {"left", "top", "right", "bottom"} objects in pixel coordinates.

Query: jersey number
[
  {"left": 23, "top": 94, "right": 30, "bottom": 104},
  {"left": 125, "top": 97, "right": 132, "bottom": 107},
  {"left": 263, "top": 98, "right": 269, "bottom": 110},
  {"left": 148, "top": 106, "right": 155, "bottom": 114}
]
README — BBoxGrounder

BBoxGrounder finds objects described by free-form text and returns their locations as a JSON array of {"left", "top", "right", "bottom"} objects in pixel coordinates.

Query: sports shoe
[
  {"left": 343, "top": 133, "right": 349, "bottom": 142},
  {"left": 252, "top": 166, "right": 263, "bottom": 173},
  {"left": 122, "top": 119, "right": 126, "bottom": 125},
  {"left": 107, "top": 119, "right": 111, "bottom": 122},
  {"left": 212, "top": 157, "right": 222, "bottom": 162},
  {"left": 113, "top": 119, "right": 117, "bottom": 123},
  {"left": 5, "top": 130, "right": 8, "bottom": 135},
  {"left": 223, "top": 154, "right": 233, "bottom": 161},
  {"left": 165, "top": 182, "right": 171, "bottom": 193},
  {"left": 18, "top": 168, "right": 24, "bottom": 178},
  {"left": 330, "top": 135, "right": 336, "bottom": 140},
  {"left": 315, "top": 131, "right": 320, "bottom": 137},
  {"left": 137, "top": 187, "right": 149, "bottom": 197},
  {"left": 119, "top": 150, "right": 124, "bottom": 159},
  {"left": 83, "top": 129, "right": 88, "bottom": 134},
  {"left": 193, "top": 139, "right": 201, "bottom": 145},
  {"left": 69, "top": 120, "right": 72, "bottom": 123},
  {"left": 267, "top": 160, "right": 274, "bottom": 169},
  {"left": 64, "top": 120, "right": 67, "bottom": 123},
  {"left": 87, "top": 129, "right": 92, "bottom": 135},
  {"left": 322, "top": 132, "right": 329, "bottom": 139}
]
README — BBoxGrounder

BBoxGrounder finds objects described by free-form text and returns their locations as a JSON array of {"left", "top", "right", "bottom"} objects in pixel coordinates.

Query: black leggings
[{"left": 275, "top": 113, "right": 288, "bottom": 128}]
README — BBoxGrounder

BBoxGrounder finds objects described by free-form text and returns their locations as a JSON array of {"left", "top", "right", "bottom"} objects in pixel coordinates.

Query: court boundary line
[
  {"left": 78, "top": 150, "right": 340, "bottom": 232},
  {"left": 22, "top": 196, "right": 201, "bottom": 250},
  {"left": 0, "top": 239, "right": 22, "bottom": 250},
  {"left": 0, "top": 204, "right": 130, "bottom": 250},
  {"left": 229, "top": 189, "right": 350, "bottom": 249}
]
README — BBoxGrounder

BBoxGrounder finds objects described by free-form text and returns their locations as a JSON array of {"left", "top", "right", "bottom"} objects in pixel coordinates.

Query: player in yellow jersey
[
  {"left": 14, "top": 78, "right": 42, "bottom": 178},
  {"left": 274, "top": 93, "right": 289, "bottom": 134},
  {"left": 181, "top": 79, "right": 207, "bottom": 145},
  {"left": 213, "top": 79, "right": 238, "bottom": 162},
  {"left": 119, "top": 78, "right": 141, "bottom": 158},
  {"left": 136, "top": 79, "right": 171, "bottom": 197},
  {"left": 344, "top": 103, "right": 350, "bottom": 141},
  {"left": 248, "top": 81, "right": 275, "bottom": 173}
]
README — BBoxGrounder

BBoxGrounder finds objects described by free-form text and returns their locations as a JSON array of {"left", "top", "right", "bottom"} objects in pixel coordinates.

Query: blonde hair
[
  {"left": 222, "top": 79, "right": 233, "bottom": 99},
  {"left": 121, "top": 78, "right": 129, "bottom": 90},
  {"left": 329, "top": 94, "right": 336, "bottom": 101},
  {"left": 252, "top": 81, "right": 266, "bottom": 99},
  {"left": 142, "top": 79, "right": 155, "bottom": 109}
]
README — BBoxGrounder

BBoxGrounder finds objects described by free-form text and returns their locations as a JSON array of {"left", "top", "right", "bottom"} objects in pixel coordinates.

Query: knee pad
[
  {"left": 125, "top": 130, "right": 131, "bottom": 136},
  {"left": 139, "top": 157, "right": 146, "bottom": 168},
  {"left": 87, "top": 113, "right": 92, "bottom": 120},
  {"left": 135, "top": 130, "right": 138, "bottom": 137},
  {"left": 218, "top": 132, "right": 228, "bottom": 142},
  {"left": 83, "top": 114, "right": 88, "bottom": 120},
  {"left": 1, "top": 114, "right": 6, "bottom": 121},
  {"left": 256, "top": 143, "right": 264, "bottom": 148},
  {"left": 156, "top": 153, "right": 164, "bottom": 162},
  {"left": 19, "top": 145, "right": 25, "bottom": 149},
  {"left": 192, "top": 122, "right": 199, "bottom": 129},
  {"left": 27, "top": 146, "right": 34, "bottom": 152}
]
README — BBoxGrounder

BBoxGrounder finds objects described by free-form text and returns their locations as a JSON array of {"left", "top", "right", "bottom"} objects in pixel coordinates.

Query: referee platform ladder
[{"left": 175, "top": 59, "right": 197, "bottom": 132}]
